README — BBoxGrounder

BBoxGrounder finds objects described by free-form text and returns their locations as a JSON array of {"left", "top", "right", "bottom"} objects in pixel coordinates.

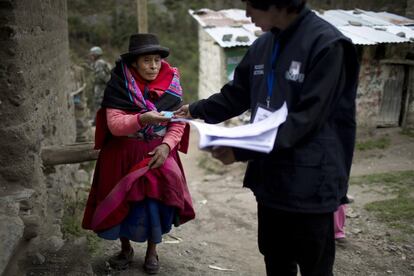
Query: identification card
[{"left": 252, "top": 104, "right": 275, "bottom": 123}]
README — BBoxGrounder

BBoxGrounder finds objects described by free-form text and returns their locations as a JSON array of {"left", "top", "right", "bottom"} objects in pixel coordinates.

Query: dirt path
[{"left": 88, "top": 127, "right": 413, "bottom": 276}]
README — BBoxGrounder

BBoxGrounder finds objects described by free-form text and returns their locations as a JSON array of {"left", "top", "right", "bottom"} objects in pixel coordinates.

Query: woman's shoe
[
  {"left": 143, "top": 254, "right": 159, "bottom": 274},
  {"left": 108, "top": 247, "right": 134, "bottom": 270}
]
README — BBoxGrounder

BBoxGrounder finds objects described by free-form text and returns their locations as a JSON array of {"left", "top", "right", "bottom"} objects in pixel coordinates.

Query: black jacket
[{"left": 189, "top": 7, "right": 360, "bottom": 213}]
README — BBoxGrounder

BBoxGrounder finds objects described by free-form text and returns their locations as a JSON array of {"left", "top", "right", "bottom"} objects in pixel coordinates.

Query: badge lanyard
[{"left": 266, "top": 41, "right": 280, "bottom": 108}]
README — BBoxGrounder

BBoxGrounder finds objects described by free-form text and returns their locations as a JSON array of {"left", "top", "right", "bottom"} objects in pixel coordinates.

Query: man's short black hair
[{"left": 242, "top": 0, "right": 306, "bottom": 13}]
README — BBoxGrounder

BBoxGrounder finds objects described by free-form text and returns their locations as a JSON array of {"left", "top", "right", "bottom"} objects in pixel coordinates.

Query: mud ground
[
  {"left": 87, "top": 127, "right": 414, "bottom": 276},
  {"left": 23, "top": 127, "right": 414, "bottom": 276}
]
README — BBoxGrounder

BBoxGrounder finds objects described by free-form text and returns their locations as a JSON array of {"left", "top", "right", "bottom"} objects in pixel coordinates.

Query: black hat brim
[{"left": 121, "top": 46, "right": 169, "bottom": 61}]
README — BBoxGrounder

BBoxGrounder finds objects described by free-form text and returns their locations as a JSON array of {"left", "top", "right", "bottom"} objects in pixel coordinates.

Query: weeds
[
  {"left": 400, "top": 129, "right": 414, "bottom": 139},
  {"left": 355, "top": 137, "right": 391, "bottom": 151},
  {"left": 62, "top": 201, "right": 102, "bottom": 255},
  {"left": 351, "top": 171, "right": 414, "bottom": 237},
  {"left": 365, "top": 197, "right": 414, "bottom": 235}
]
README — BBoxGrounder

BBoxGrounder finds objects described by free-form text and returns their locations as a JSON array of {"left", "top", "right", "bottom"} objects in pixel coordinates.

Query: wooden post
[
  {"left": 137, "top": 0, "right": 148, "bottom": 33},
  {"left": 41, "top": 142, "right": 100, "bottom": 166}
]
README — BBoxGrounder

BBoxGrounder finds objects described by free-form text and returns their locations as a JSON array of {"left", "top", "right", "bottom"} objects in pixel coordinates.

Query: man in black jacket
[{"left": 175, "top": 0, "right": 359, "bottom": 275}]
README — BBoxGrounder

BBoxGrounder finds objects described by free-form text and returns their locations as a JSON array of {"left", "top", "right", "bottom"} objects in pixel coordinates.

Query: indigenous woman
[{"left": 82, "top": 33, "right": 195, "bottom": 274}]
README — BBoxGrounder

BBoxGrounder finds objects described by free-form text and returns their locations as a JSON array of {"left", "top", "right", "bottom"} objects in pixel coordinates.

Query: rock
[
  {"left": 6, "top": 189, "right": 35, "bottom": 202},
  {"left": 31, "top": 252, "right": 46, "bottom": 265},
  {"left": 74, "top": 237, "right": 87, "bottom": 246},
  {"left": 236, "top": 36, "right": 250, "bottom": 42},
  {"left": 402, "top": 244, "right": 413, "bottom": 251},
  {"left": 74, "top": 169, "right": 89, "bottom": 183},
  {"left": 222, "top": 34, "right": 233, "bottom": 42},
  {"left": 19, "top": 199, "right": 33, "bottom": 212},
  {"left": 46, "top": 236, "right": 65, "bottom": 252},
  {"left": 22, "top": 215, "right": 41, "bottom": 240},
  {"left": 0, "top": 197, "right": 20, "bottom": 216},
  {"left": 346, "top": 207, "right": 359, "bottom": 218},
  {"left": 0, "top": 215, "right": 24, "bottom": 276},
  {"left": 351, "top": 228, "right": 362, "bottom": 234},
  {"left": 203, "top": 174, "right": 221, "bottom": 181}
]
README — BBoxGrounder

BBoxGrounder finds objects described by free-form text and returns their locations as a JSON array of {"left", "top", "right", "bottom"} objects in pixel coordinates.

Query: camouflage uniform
[{"left": 91, "top": 58, "right": 111, "bottom": 119}]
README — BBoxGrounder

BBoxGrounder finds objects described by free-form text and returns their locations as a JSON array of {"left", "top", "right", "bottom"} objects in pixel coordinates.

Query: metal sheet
[
  {"left": 364, "top": 11, "right": 414, "bottom": 26},
  {"left": 340, "top": 26, "right": 410, "bottom": 44},
  {"left": 205, "top": 27, "right": 257, "bottom": 48},
  {"left": 189, "top": 8, "right": 414, "bottom": 47}
]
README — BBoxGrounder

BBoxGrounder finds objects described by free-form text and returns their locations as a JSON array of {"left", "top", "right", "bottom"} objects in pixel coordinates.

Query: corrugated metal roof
[
  {"left": 363, "top": 11, "right": 414, "bottom": 26},
  {"left": 205, "top": 26, "right": 258, "bottom": 48},
  {"left": 189, "top": 8, "right": 414, "bottom": 47}
]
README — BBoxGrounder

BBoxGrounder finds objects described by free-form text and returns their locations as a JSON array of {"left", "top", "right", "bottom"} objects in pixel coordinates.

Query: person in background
[
  {"left": 334, "top": 204, "right": 347, "bottom": 244},
  {"left": 175, "top": 0, "right": 360, "bottom": 275},
  {"left": 89, "top": 46, "right": 111, "bottom": 124},
  {"left": 82, "top": 34, "right": 195, "bottom": 274}
]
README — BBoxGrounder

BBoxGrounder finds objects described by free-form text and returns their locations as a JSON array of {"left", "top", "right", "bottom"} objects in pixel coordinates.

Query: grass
[
  {"left": 350, "top": 170, "right": 414, "bottom": 191},
  {"left": 365, "top": 197, "right": 414, "bottom": 235},
  {"left": 351, "top": 171, "right": 414, "bottom": 237},
  {"left": 355, "top": 137, "right": 391, "bottom": 151},
  {"left": 62, "top": 201, "right": 103, "bottom": 256},
  {"left": 400, "top": 129, "right": 414, "bottom": 138}
]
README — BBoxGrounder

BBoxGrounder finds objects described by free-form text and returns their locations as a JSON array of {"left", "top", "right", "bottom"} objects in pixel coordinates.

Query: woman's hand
[
  {"left": 148, "top": 143, "right": 170, "bottom": 169},
  {"left": 140, "top": 111, "right": 171, "bottom": 125},
  {"left": 173, "top": 104, "right": 192, "bottom": 119}
]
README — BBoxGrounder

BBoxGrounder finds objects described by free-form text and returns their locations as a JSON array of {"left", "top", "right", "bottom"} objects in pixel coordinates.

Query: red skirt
[{"left": 82, "top": 136, "right": 195, "bottom": 231}]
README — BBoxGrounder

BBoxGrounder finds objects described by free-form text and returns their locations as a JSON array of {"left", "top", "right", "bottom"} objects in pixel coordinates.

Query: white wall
[{"left": 198, "top": 26, "right": 226, "bottom": 100}]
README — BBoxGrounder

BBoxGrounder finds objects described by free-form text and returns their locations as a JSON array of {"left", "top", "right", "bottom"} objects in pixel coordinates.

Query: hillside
[{"left": 67, "top": 0, "right": 244, "bottom": 102}]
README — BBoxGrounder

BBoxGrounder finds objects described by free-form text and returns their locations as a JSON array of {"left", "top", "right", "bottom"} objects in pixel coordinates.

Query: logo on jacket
[
  {"left": 285, "top": 61, "right": 304, "bottom": 83},
  {"left": 253, "top": 64, "right": 264, "bottom": 76}
]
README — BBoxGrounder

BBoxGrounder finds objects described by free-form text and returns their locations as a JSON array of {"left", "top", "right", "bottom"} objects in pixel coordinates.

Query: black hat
[{"left": 121, "top": 33, "right": 169, "bottom": 61}]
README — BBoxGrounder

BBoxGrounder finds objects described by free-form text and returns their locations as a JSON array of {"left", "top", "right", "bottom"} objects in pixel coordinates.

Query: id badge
[{"left": 252, "top": 103, "right": 275, "bottom": 123}]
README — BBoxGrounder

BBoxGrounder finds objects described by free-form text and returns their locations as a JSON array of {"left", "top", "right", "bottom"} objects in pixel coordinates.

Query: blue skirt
[{"left": 97, "top": 198, "right": 175, "bottom": 243}]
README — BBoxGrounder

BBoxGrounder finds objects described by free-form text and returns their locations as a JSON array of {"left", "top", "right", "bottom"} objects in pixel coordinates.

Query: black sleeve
[
  {"left": 189, "top": 50, "right": 251, "bottom": 123},
  {"left": 233, "top": 41, "right": 347, "bottom": 161}
]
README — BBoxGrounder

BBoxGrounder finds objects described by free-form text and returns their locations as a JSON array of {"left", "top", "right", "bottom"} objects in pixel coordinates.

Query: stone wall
[
  {"left": 0, "top": 0, "right": 79, "bottom": 274},
  {"left": 356, "top": 44, "right": 414, "bottom": 128}
]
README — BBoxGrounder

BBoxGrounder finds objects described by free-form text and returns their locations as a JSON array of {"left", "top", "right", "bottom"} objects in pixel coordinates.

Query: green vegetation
[
  {"left": 355, "top": 137, "right": 391, "bottom": 151},
  {"left": 365, "top": 197, "right": 414, "bottom": 236},
  {"left": 350, "top": 170, "right": 414, "bottom": 190},
  {"left": 67, "top": 0, "right": 244, "bottom": 103},
  {"left": 401, "top": 129, "right": 414, "bottom": 138},
  {"left": 350, "top": 171, "right": 414, "bottom": 237},
  {"left": 62, "top": 200, "right": 102, "bottom": 255}
]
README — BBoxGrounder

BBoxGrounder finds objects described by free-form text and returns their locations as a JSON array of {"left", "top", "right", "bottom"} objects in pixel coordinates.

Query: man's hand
[
  {"left": 211, "top": 146, "right": 236, "bottom": 165},
  {"left": 173, "top": 104, "right": 192, "bottom": 119},
  {"left": 140, "top": 111, "right": 171, "bottom": 125},
  {"left": 148, "top": 143, "right": 170, "bottom": 169}
]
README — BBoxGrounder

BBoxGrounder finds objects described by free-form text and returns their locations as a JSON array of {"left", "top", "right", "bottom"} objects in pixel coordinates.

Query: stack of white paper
[{"left": 173, "top": 102, "right": 288, "bottom": 153}]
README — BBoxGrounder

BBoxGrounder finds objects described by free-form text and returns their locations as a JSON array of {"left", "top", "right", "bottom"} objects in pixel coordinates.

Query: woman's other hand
[
  {"left": 140, "top": 111, "right": 171, "bottom": 125},
  {"left": 173, "top": 104, "right": 192, "bottom": 119},
  {"left": 148, "top": 143, "right": 170, "bottom": 169}
]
